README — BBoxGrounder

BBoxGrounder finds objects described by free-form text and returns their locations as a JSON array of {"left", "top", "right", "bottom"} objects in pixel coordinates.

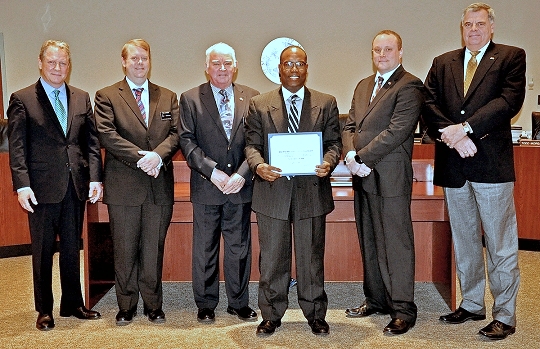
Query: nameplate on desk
[{"left": 519, "top": 139, "right": 540, "bottom": 146}]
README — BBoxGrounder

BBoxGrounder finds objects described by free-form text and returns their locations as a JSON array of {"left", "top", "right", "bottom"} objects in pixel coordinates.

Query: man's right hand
[
  {"left": 256, "top": 163, "right": 282, "bottom": 182},
  {"left": 18, "top": 188, "right": 38, "bottom": 213}
]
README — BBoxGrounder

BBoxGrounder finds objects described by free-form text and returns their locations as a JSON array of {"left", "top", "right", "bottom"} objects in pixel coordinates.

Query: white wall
[{"left": 1, "top": 0, "right": 539, "bottom": 129}]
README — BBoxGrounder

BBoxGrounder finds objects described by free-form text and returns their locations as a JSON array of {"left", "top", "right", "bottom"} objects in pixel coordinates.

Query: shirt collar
[
  {"left": 281, "top": 86, "right": 305, "bottom": 102},
  {"left": 40, "top": 77, "right": 66, "bottom": 97},
  {"left": 125, "top": 77, "right": 149, "bottom": 91},
  {"left": 376, "top": 64, "right": 401, "bottom": 83}
]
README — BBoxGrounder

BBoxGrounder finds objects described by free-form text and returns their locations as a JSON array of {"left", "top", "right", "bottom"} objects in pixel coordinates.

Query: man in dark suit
[
  {"left": 423, "top": 3, "right": 525, "bottom": 340},
  {"left": 179, "top": 42, "right": 259, "bottom": 323},
  {"left": 7, "top": 40, "right": 103, "bottom": 331},
  {"left": 245, "top": 46, "right": 342, "bottom": 336},
  {"left": 94, "top": 39, "right": 180, "bottom": 326},
  {"left": 342, "top": 30, "right": 424, "bottom": 335}
]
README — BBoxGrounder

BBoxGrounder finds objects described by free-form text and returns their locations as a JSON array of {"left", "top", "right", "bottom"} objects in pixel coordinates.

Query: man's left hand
[
  {"left": 439, "top": 124, "right": 467, "bottom": 148},
  {"left": 222, "top": 173, "right": 246, "bottom": 194},
  {"left": 315, "top": 161, "right": 331, "bottom": 178}
]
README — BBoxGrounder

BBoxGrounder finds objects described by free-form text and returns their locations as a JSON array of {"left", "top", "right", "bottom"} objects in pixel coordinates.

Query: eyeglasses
[
  {"left": 463, "top": 21, "right": 488, "bottom": 29},
  {"left": 281, "top": 61, "right": 307, "bottom": 70},
  {"left": 372, "top": 47, "right": 394, "bottom": 56},
  {"left": 210, "top": 60, "right": 234, "bottom": 69},
  {"left": 45, "top": 60, "right": 69, "bottom": 68},
  {"left": 129, "top": 56, "right": 149, "bottom": 63}
]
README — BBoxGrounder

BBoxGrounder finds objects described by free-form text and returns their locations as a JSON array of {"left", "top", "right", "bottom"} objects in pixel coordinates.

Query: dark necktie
[
  {"left": 288, "top": 94, "right": 300, "bottom": 133},
  {"left": 371, "top": 76, "right": 384, "bottom": 103},
  {"left": 53, "top": 89, "right": 67, "bottom": 135},
  {"left": 219, "top": 89, "right": 233, "bottom": 139},
  {"left": 133, "top": 88, "right": 146, "bottom": 123},
  {"left": 464, "top": 50, "right": 480, "bottom": 95}
]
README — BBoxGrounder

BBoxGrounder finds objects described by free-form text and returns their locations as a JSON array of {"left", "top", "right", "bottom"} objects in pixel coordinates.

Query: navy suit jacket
[{"left": 423, "top": 42, "right": 526, "bottom": 187}]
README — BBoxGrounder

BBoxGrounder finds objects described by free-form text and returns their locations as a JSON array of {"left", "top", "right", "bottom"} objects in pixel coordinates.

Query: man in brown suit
[{"left": 94, "top": 39, "right": 180, "bottom": 326}]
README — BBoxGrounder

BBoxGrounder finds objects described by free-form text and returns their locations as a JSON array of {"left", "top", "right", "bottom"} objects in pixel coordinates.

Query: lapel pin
[
  {"left": 490, "top": 57, "right": 494, "bottom": 60},
  {"left": 239, "top": 97, "right": 244, "bottom": 101}
]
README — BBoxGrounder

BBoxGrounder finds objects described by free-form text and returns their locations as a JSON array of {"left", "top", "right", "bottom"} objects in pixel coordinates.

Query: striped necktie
[
  {"left": 133, "top": 88, "right": 146, "bottom": 123},
  {"left": 370, "top": 76, "right": 384, "bottom": 103},
  {"left": 464, "top": 50, "right": 480, "bottom": 95},
  {"left": 53, "top": 89, "right": 67, "bottom": 135},
  {"left": 288, "top": 94, "right": 300, "bottom": 133}
]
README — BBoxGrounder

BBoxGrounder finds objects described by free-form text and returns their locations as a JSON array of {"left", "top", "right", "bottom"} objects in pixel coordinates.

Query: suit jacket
[
  {"left": 342, "top": 66, "right": 424, "bottom": 197},
  {"left": 8, "top": 80, "right": 102, "bottom": 203},
  {"left": 423, "top": 42, "right": 526, "bottom": 187},
  {"left": 179, "top": 82, "right": 259, "bottom": 205},
  {"left": 94, "top": 78, "right": 180, "bottom": 206},
  {"left": 245, "top": 87, "right": 342, "bottom": 220}
]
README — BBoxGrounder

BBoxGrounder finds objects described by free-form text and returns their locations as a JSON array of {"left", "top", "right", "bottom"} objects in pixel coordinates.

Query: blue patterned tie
[
  {"left": 288, "top": 94, "right": 300, "bottom": 133},
  {"left": 53, "top": 89, "right": 67, "bottom": 134},
  {"left": 219, "top": 89, "right": 233, "bottom": 139},
  {"left": 133, "top": 88, "right": 146, "bottom": 123}
]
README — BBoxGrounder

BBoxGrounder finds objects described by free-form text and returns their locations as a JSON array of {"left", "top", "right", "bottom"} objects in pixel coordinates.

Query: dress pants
[
  {"left": 28, "top": 176, "right": 85, "bottom": 314},
  {"left": 354, "top": 188, "right": 417, "bottom": 322},
  {"left": 444, "top": 181, "right": 520, "bottom": 326},
  {"left": 257, "top": 182, "right": 328, "bottom": 323},
  {"left": 108, "top": 189, "right": 172, "bottom": 312},
  {"left": 191, "top": 201, "right": 252, "bottom": 309}
]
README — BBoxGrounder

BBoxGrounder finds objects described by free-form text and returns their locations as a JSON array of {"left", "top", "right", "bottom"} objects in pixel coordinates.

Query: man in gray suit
[
  {"left": 424, "top": 3, "right": 525, "bottom": 340},
  {"left": 342, "top": 30, "right": 424, "bottom": 335},
  {"left": 179, "top": 42, "right": 259, "bottom": 323},
  {"left": 245, "top": 45, "right": 342, "bottom": 336}
]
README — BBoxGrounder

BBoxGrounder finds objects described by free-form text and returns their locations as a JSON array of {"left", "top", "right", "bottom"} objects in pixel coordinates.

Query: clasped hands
[
  {"left": 439, "top": 124, "right": 477, "bottom": 158},
  {"left": 344, "top": 151, "right": 371, "bottom": 177},
  {"left": 137, "top": 150, "right": 162, "bottom": 178},
  {"left": 255, "top": 161, "right": 332, "bottom": 182},
  {"left": 211, "top": 168, "right": 246, "bottom": 194}
]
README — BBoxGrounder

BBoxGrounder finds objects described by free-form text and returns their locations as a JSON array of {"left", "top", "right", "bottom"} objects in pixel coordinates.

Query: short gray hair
[{"left": 205, "top": 42, "right": 237, "bottom": 67}]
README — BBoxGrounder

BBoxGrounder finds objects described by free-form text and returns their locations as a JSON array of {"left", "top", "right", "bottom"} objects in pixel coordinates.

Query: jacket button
[
  {"left": 227, "top": 164, "right": 232, "bottom": 168},
  {"left": 460, "top": 110, "right": 465, "bottom": 114}
]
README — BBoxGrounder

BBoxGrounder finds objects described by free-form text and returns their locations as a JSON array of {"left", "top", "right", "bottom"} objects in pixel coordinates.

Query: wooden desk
[{"left": 84, "top": 179, "right": 454, "bottom": 310}]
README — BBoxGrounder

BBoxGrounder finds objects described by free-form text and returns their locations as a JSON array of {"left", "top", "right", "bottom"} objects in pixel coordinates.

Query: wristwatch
[
  {"left": 462, "top": 121, "right": 473, "bottom": 134},
  {"left": 354, "top": 155, "right": 364, "bottom": 164}
]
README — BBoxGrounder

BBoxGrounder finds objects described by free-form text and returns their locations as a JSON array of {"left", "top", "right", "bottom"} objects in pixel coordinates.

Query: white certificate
[{"left": 268, "top": 132, "right": 323, "bottom": 176}]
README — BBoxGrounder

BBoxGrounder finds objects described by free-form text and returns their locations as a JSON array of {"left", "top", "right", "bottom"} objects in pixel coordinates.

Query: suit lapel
[
  {"left": 118, "top": 78, "right": 147, "bottom": 128},
  {"left": 35, "top": 81, "right": 65, "bottom": 137},
  {"left": 450, "top": 48, "right": 466, "bottom": 100},
  {"left": 465, "top": 42, "right": 498, "bottom": 100},
  {"left": 147, "top": 81, "right": 160, "bottom": 128},
  {"left": 297, "top": 88, "right": 320, "bottom": 132},
  {"left": 231, "top": 84, "right": 247, "bottom": 142},
  {"left": 65, "top": 84, "right": 74, "bottom": 136},
  {"left": 200, "top": 82, "right": 229, "bottom": 140},
  {"left": 270, "top": 89, "right": 287, "bottom": 133}
]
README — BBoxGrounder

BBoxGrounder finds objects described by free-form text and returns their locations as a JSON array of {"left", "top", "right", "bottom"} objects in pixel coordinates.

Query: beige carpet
[{"left": 0, "top": 251, "right": 539, "bottom": 348}]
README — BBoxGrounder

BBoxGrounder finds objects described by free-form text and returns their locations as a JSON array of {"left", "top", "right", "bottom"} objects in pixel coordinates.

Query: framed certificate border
[{"left": 268, "top": 132, "right": 323, "bottom": 176}]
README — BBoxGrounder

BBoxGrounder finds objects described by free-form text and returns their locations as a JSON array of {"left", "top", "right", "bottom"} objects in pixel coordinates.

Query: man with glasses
[
  {"left": 7, "top": 40, "right": 103, "bottom": 330},
  {"left": 342, "top": 30, "right": 424, "bottom": 335},
  {"left": 245, "top": 45, "right": 342, "bottom": 336},
  {"left": 178, "top": 42, "right": 259, "bottom": 324},
  {"left": 423, "top": 3, "right": 525, "bottom": 340},
  {"left": 94, "top": 39, "right": 180, "bottom": 326}
]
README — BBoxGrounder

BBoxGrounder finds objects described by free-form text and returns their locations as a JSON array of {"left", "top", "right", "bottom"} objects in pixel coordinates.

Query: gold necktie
[{"left": 464, "top": 51, "right": 480, "bottom": 95}]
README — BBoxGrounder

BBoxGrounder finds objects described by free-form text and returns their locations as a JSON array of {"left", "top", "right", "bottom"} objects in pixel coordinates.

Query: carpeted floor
[{"left": 0, "top": 251, "right": 539, "bottom": 348}]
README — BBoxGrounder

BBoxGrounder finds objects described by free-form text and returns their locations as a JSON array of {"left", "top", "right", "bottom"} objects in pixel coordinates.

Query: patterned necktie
[
  {"left": 370, "top": 76, "right": 384, "bottom": 103},
  {"left": 288, "top": 94, "right": 300, "bottom": 133},
  {"left": 464, "top": 51, "right": 480, "bottom": 95},
  {"left": 53, "top": 89, "right": 67, "bottom": 135},
  {"left": 133, "top": 88, "right": 146, "bottom": 123},
  {"left": 219, "top": 89, "right": 233, "bottom": 139}
]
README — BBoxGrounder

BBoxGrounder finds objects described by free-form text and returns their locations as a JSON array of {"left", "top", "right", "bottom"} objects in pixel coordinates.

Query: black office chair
[{"left": 532, "top": 112, "right": 540, "bottom": 140}]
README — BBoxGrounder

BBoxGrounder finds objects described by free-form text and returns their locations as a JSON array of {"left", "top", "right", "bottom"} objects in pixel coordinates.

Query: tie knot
[
  {"left": 53, "top": 89, "right": 60, "bottom": 98},
  {"left": 290, "top": 94, "right": 299, "bottom": 103},
  {"left": 470, "top": 51, "right": 480, "bottom": 58},
  {"left": 133, "top": 88, "right": 143, "bottom": 97},
  {"left": 219, "top": 89, "right": 229, "bottom": 102}
]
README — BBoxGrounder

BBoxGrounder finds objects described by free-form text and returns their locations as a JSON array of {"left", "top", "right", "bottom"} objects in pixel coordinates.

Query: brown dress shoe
[
  {"left": 60, "top": 306, "right": 101, "bottom": 320},
  {"left": 36, "top": 313, "right": 55, "bottom": 331},
  {"left": 383, "top": 318, "right": 415, "bottom": 335},
  {"left": 256, "top": 319, "right": 281, "bottom": 336},
  {"left": 479, "top": 320, "right": 516, "bottom": 340},
  {"left": 439, "top": 307, "right": 486, "bottom": 324}
]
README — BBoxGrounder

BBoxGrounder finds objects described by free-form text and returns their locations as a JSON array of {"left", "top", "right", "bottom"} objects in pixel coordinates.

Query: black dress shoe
[
  {"left": 197, "top": 308, "right": 215, "bottom": 323},
  {"left": 116, "top": 308, "right": 136, "bottom": 326},
  {"left": 143, "top": 307, "right": 166, "bottom": 324},
  {"left": 479, "top": 320, "right": 516, "bottom": 340},
  {"left": 439, "top": 307, "right": 486, "bottom": 324},
  {"left": 256, "top": 319, "right": 281, "bottom": 336},
  {"left": 345, "top": 303, "right": 389, "bottom": 318},
  {"left": 309, "top": 319, "right": 330, "bottom": 335},
  {"left": 60, "top": 306, "right": 101, "bottom": 320},
  {"left": 226, "top": 306, "right": 258, "bottom": 321},
  {"left": 36, "top": 313, "right": 55, "bottom": 331},
  {"left": 383, "top": 318, "right": 415, "bottom": 335}
]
